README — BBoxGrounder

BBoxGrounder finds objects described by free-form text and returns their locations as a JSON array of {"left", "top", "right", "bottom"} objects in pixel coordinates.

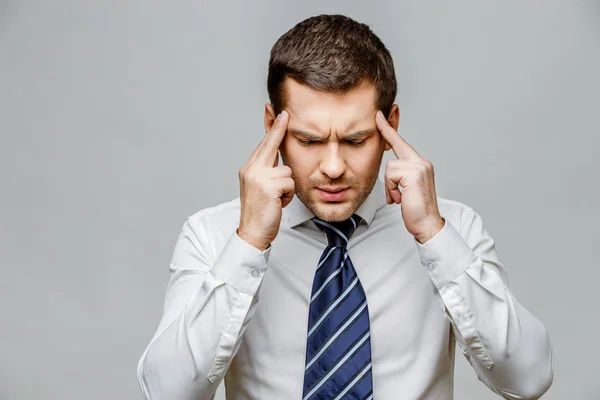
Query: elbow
[
  {"left": 523, "top": 349, "right": 554, "bottom": 399},
  {"left": 509, "top": 368, "right": 553, "bottom": 400},
  {"left": 137, "top": 352, "right": 152, "bottom": 399},
  {"left": 137, "top": 349, "right": 180, "bottom": 400},
  {"left": 497, "top": 342, "right": 555, "bottom": 400},
  {"left": 136, "top": 344, "right": 214, "bottom": 400},
  {"left": 520, "top": 332, "right": 555, "bottom": 399},
  {"left": 137, "top": 348, "right": 188, "bottom": 400},
  {"left": 493, "top": 368, "right": 553, "bottom": 400},
  {"left": 498, "top": 314, "right": 555, "bottom": 399}
]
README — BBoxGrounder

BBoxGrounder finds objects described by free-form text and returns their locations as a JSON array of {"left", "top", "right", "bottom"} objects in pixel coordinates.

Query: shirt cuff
[
  {"left": 212, "top": 231, "right": 271, "bottom": 295},
  {"left": 414, "top": 217, "right": 475, "bottom": 288}
]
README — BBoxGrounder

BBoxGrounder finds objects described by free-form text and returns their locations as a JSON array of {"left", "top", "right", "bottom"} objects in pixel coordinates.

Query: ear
[
  {"left": 384, "top": 104, "right": 400, "bottom": 151},
  {"left": 264, "top": 103, "right": 276, "bottom": 133}
]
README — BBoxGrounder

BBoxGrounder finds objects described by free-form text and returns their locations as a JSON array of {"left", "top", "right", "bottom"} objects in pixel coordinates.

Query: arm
[
  {"left": 415, "top": 207, "right": 554, "bottom": 400},
  {"left": 137, "top": 216, "right": 270, "bottom": 400}
]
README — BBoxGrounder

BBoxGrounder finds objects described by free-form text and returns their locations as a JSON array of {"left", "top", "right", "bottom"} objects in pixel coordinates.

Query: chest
[{"left": 243, "top": 223, "right": 447, "bottom": 363}]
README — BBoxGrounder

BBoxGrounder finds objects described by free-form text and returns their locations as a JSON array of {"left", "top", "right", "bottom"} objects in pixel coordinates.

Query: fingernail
[
  {"left": 280, "top": 110, "right": 288, "bottom": 119},
  {"left": 376, "top": 110, "right": 384, "bottom": 120}
]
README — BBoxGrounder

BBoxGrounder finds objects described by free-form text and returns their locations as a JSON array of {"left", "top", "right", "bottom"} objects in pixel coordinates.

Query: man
[{"left": 137, "top": 14, "right": 554, "bottom": 400}]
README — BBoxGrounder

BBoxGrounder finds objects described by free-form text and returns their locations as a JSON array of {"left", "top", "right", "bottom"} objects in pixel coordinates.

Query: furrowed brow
[
  {"left": 287, "top": 129, "right": 327, "bottom": 142},
  {"left": 344, "top": 129, "right": 377, "bottom": 140},
  {"left": 288, "top": 128, "right": 376, "bottom": 141}
]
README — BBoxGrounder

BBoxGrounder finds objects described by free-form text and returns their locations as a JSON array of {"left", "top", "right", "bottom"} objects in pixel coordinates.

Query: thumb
[
  {"left": 385, "top": 175, "right": 402, "bottom": 204},
  {"left": 281, "top": 191, "right": 294, "bottom": 208}
]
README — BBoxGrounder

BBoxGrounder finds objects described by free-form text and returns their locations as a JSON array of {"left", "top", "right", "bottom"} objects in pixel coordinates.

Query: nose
[{"left": 319, "top": 145, "right": 346, "bottom": 179}]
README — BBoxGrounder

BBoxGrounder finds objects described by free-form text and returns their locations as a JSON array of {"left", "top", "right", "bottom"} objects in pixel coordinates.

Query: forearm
[
  {"left": 435, "top": 256, "right": 554, "bottom": 399},
  {"left": 138, "top": 222, "right": 269, "bottom": 399},
  {"left": 138, "top": 277, "right": 258, "bottom": 399},
  {"left": 416, "top": 210, "right": 554, "bottom": 399}
]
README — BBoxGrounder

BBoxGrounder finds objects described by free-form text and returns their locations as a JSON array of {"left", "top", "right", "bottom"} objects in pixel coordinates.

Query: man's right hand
[{"left": 237, "top": 110, "right": 295, "bottom": 251}]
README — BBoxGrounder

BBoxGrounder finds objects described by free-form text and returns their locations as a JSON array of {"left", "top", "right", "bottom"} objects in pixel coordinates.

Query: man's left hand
[{"left": 375, "top": 110, "right": 445, "bottom": 244}]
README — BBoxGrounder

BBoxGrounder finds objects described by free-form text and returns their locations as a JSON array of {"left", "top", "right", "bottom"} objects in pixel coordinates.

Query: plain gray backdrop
[{"left": 1, "top": 1, "right": 598, "bottom": 399}]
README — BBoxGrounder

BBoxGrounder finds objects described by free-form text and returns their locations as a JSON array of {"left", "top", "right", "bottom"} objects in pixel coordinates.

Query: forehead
[{"left": 283, "top": 78, "right": 377, "bottom": 132}]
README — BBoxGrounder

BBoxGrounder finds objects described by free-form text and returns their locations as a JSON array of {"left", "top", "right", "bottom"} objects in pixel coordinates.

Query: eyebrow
[{"left": 288, "top": 128, "right": 377, "bottom": 141}]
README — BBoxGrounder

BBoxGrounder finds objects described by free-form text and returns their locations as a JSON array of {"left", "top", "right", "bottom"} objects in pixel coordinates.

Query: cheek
[
  {"left": 352, "top": 142, "right": 383, "bottom": 166},
  {"left": 281, "top": 136, "right": 304, "bottom": 156},
  {"left": 279, "top": 139, "right": 293, "bottom": 163},
  {"left": 280, "top": 141, "right": 311, "bottom": 170}
]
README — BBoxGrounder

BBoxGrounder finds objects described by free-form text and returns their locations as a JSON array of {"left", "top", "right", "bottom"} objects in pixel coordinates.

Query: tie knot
[{"left": 312, "top": 214, "right": 362, "bottom": 248}]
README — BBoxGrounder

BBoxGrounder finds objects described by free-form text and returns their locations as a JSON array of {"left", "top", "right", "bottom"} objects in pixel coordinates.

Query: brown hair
[{"left": 267, "top": 14, "right": 397, "bottom": 117}]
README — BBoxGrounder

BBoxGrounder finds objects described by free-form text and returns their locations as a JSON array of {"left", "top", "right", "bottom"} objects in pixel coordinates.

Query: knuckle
[
  {"left": 239, "top": 166, "right": 248, "bottom": 179},
  {"left": 281, "top": 165, "right": 293, "bottom": 176},
  {"left": 245, "top": 168, "right": 260, "bottom": 183},
  {"left": 273, "top": 165, "right": 292, "bottom": 176}
]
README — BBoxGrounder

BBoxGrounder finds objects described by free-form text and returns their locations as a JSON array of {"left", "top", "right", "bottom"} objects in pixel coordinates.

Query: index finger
[
  {"left": 256, "top": 110, "right": 289, "bottom": 166},
  {"left": 246, "top": 127, "right": 271, "bottom": 166},
  {"left": 375, "top": 110, "right": 420, "bottom": 160}
]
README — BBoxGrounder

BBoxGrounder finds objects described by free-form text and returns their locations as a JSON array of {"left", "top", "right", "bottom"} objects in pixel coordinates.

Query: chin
[
  {"left": 296, "top": 184, "right": 371, "bottom": 223},
  {"left": 311, "top": 201, "right": 357, "bottom": 223}
]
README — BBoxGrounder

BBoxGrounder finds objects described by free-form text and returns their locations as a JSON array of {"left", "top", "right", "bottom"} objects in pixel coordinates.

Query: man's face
[{"left": 265, "top": 78, "right": 398, "bottom": 223}]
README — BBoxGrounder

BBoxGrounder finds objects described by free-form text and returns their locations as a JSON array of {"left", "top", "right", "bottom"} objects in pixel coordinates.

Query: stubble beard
[{"left": 289, "top": 156, "right": 383, "bottom": 223}]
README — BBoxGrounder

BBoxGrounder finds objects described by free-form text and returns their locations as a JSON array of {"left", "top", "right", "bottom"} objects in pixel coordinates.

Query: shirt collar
[{"left": 283, "top": 177, "right": 386, "bottom": 229}]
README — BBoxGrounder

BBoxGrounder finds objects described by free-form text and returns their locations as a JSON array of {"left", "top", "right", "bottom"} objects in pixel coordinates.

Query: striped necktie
[{"left": 302, "top": 214, "right": 373, "bottom": 400}]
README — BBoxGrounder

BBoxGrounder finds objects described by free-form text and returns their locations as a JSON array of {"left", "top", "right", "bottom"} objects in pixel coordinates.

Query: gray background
[{"left": 1, "top": 1, "right": 598, "bottom": 399}]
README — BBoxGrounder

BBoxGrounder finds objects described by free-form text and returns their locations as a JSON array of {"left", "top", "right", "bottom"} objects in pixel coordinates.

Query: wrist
[
  {"left": 415, "top": 217, "right": 445, "bottom": 244},
  {"left": 237, "top": 227, "right": 271, "bottom": 252}
]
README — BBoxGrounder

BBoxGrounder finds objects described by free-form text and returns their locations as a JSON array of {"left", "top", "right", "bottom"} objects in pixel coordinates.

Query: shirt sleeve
[
  {"left": 414, "top": 208, "right": 554, "bottom": 400},
  {"left": 137, "top": 216, "right": 270, "bottom": 400}
]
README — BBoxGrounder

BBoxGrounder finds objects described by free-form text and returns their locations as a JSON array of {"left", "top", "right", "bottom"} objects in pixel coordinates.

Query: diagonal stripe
[
  {"left": 313, "top": 219, "right": 348, "bottom": 244},
  {"left": 302, "top": 332, "right": 370, "bottom": 400},
  {"left": 343, "top": 362, "right": 373, "bottom": 400},
  {"left": 304, "top": 311, "right": 370, "bottom": 389},
  {"left": 316, "top": 247, "right": 336, "bottom": 271},
  {"left": 308, "top": 256, "right": 357, "bottom": 327},
  {"left": 310, "top": 251, "right": 348, "bottom": 303},
  {"left": 332, "top": 362, "right": 372, "bottom": 400},
  {"left": 305, "top": 300, "right": 368, "bottom": 370},
  {"left": 304, "top": 214, "right": 371, "bottom": 399},
  {"left": 307, "top": 276, "right": 359, "bottom": 337},
  {"left": 306, "top": 278, "right": 363, "bottom": 352},
  {"left": 306, "top": 290, "right": 366, "bottom": 364}
]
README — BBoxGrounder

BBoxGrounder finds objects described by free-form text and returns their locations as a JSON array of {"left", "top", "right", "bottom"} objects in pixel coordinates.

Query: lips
[
  {"left": 316, "top": 187, "right": 350, "bottom": 201},
  {"left": 316, "top": 187, "right": 349, "bottom": 193}
]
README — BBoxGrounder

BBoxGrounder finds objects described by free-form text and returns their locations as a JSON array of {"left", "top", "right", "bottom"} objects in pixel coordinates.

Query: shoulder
[
  {"left": 185, "top": 197, "right": 242, "bottom": 239},
  {"left": 436, "top": 196, "right": 478, "bottom": 233},
  {"left": 437, "top": 196, "right": 475, "bottom": 214}
]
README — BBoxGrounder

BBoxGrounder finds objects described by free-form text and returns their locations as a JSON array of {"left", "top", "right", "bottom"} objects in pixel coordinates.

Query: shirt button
[
  {"left": 426, "top": 261, "right": 437, "bottom": 271},
  {"left": 251, "top": 269, "right": 261, "bottom": 278}
]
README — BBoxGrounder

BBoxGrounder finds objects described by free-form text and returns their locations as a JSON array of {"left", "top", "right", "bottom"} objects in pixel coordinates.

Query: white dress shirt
[{"left": 137, "top": 178, "right": 554, "bottom": 400}]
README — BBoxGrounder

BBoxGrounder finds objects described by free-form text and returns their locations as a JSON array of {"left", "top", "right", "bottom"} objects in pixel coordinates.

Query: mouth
[{"left": 315, "top": 187, "right": 350, "bottom": 201}]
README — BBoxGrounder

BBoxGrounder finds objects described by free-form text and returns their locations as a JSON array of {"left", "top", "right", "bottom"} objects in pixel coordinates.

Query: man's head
[{"left": 264, "top": 14, "right": 399, "bottom": 222}]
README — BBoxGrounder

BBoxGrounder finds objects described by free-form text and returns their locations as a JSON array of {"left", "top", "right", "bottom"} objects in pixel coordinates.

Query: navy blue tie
[{"left": 302, "top": 214, "right": 373, "bottom": 400}]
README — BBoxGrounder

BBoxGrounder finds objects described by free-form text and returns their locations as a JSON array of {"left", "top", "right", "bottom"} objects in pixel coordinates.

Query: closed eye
[
  {"left": 297, "top": 139, "right": 367, "bottom": 147},
  {"left": 346, "top": 140, "right": 366, "bottom": 147}
]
